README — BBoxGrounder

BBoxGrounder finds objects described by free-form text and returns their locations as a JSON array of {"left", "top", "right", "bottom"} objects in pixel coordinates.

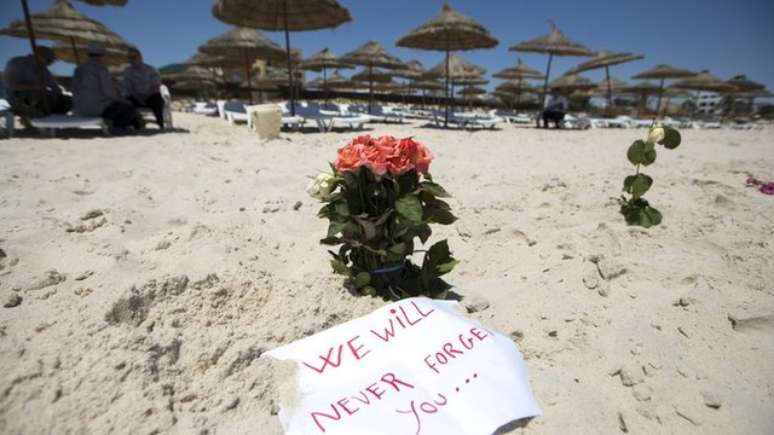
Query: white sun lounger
[
  {"left": 223, "top": 101, "right": 249, "bottom": 125},
  {"left": 29, "top": 114, "right": 109, "bottom": 136},
  {"left": 192, "top": 102, "right": 218, "bottom": 116},
  {"left": 137, "top": 85, "right": 174, "bottom": 129},
  {"left": 1, "top": 98, "right": 14, "bottom": 138},
  {"left": 298, "top": 105, "right": 369, "bottom": 132}
]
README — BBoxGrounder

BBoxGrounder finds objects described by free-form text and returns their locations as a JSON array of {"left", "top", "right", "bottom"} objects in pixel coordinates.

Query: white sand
[{"left": 1, "top": 113, "right": 773, "bottom": 434}]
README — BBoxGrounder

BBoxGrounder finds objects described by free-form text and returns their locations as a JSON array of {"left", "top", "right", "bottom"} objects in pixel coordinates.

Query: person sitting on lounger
[
  {"left": 3, "top": 46, "right": 72, "bottom": 125},
  {"left": 123, "top": 47, "right": 164, "bottom": 129},
  {"left": 542, "top": 93, "right": 568, "bottom": 129},
  {"left": 72, "top": 43, "right": 143, "bottom": 131}
]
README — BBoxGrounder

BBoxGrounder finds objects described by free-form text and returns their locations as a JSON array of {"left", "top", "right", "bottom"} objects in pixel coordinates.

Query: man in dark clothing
[
  {"left": 4, "top": 46, "right": 72, "bottom": 124},
  {"left": 542, "top": 93, "right": 569, "bottom": 129},
  {"left": 123, "top": 48, "right": 165, "bottom": 129}
]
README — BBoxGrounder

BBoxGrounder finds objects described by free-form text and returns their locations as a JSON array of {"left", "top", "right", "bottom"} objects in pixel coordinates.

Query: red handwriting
[
  {"left": 396, "top": 372, "right": 479, "bottom": 435},
  {"left": 370, "top": 301, "right": 435, "bottom": 342},
  {"left": 395, "top": 393, "right": 448, "bottom": 435},
  {"left": 302, "top": 335, "right": 371, "bottom": 374},
  {"left": 423, "top": 327, "right": 490, "bottom": 374},
  {"left": 310, "top": 372, "right": 415, "bottom": 433}
]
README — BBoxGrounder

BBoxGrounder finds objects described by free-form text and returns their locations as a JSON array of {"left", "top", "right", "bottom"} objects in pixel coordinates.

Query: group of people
[{"left": 4, "top": 43, "right": 166, "bottom": 132}]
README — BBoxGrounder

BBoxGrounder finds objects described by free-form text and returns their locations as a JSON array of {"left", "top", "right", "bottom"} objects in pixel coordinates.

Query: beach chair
[
  {"left": 29, "top": 114, "right": 109, "bottom": 137},
  {"left": 456, "top": 110, "right": 502, "bottom": 130},
  {"left": 368, "top": 105, "right": 404, "bottom": 123},
  {"left": 296, "top": 104, "right": 369, "bottom": 132},
  {"left": 216, "top": 100, "right": 227, "bottom": 119},
  {"left": 0, "top": 98, "right": 14, "bottom": 138},
  {"left": 137, "top": 85, "right": 173, "bottom": 129},
  {"left": 224, "top": 100, "right": 249, "bottom": 124},
  {"left": 192, "top": 101, "right": 218, "bottom": 116},
  {"left": 430, "top": 110, "right": 466, "bottom": 128},
  {"left": 560, "top": 114, "right": 591, "bottom": 130}
]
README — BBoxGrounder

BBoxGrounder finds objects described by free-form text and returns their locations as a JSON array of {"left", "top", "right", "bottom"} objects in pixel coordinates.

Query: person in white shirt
[
  {"left": 123, "top": 47, "right": 165, "bottom": 129},
  {"left": 72, "top": 43, "right": 143, "bottom": 131},
  {"left": 542, "top": 93, "right": 568, "bottom": 128}
]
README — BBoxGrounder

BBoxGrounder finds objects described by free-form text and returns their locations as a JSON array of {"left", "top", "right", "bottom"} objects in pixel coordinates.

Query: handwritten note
[{"left": 263, "top": 297, "right": 541, "bottom": 435}]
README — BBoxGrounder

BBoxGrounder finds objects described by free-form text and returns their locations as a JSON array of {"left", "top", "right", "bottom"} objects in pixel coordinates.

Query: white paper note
[{"left": 263, "top": 297, "right": 541, "bottom": 435}]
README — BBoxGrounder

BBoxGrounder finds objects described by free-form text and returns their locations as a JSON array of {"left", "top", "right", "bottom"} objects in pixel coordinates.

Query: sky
[{"left": 1, "top": 0, "right": 773, "bottom": 99}]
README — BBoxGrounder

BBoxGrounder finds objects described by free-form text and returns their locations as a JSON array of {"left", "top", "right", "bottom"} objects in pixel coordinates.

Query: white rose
[
  {"left": 306, "top": 172, "right": 336, "bottom": 201},
  {"left": 647, "top": 126, "right": 665, "bottom": 144}
]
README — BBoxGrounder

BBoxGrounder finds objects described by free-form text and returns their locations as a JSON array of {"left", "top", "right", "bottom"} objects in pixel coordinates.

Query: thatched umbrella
[
  {"left": 2, "top": 0, "right": 129, "bottom": 65},
  {"left": 307, "top": 69, "right": 349, "bottom": 89},
  {"left": 494, "top": 58, "right": 543, "bottom": 109},
  {"left": 198, "top": 27, "right": 285, "bottom": 103},
  {"left": 351, "top": 67, "right": 393, "bottom": 84},
  {"left": 299, "top": 48, "right": 352, "bottom": 105},
  {"left": 549, "top": 73, "right": 595, "bottom": 94},
  {"left": 427, "top": 53, "right": 485, "bottom": 108},
  {"left": 510, "top": 20, "right": 592, "bottom": 115},
  {"left": 571, "top": 49, "right": 643, "bottom": 111},
  {"left": 53, "top": 41, "right": 130, "bottom": 66},
  {"left": 340, "top": 41, "right": 404, "bottom": 113},
  {"left": 632, "top": 64, "right": 696, "bottom": 119},
  {"left": 162, "top": 65, "right": 219, "bottom": 88},
  {"left": 594, "top": 77, "right": 628, "bottom": 96},
  {"left": 397, "top": 2, "right": 497, "bottom": 127},
  {"left": 211, "top": 0, "right": 351, "bottom": 116},
  {"left": 622, "top": 81, "right": 661, "bottom": 116},
  {"left": 671, "top": 70, "right": 735, "bottom": 119}
]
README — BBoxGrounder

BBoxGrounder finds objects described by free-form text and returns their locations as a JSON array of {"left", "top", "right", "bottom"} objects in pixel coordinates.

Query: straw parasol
[
  {"left": 426, "top": 53, "right": 485, "bottom": 106},
  {"left": 594, "top": 77, "right": 628, "bottom": 96},
  {"left": 53, "top": 41, "right": 130, "bottom": 66},
  {"left": 299, "top": 48, "right": 353, "bottom": 105},
  {"left": 458, "top": 86, "right": 485, "bottom": 96},
  {"left": 397, "top": 2, "right": 497, "bottom": 126},
  {"left": 198, "top": 27, "right": 285, "bottom": 103},
  {"left": 306, "top": 69, "right": 350, "bottom": 89},
  {"left": 2, "top": 0, "right": 129, "bottom": 65},
  {"left": 211, "top": 0, "right": 351, "bottom": 116},
  {"left": 341, "top": 41, "right": 404, "bottom": 113},
  {"left": 571, "top": 49, "right": 643, "bottom": 111},
  {"left": 162, "top": 65, "right": 218, "bottom": 85},
  {"left": 671, "top": 70, "right": 735, "bottom": 93},
  {"left": 549, "top": 73, "right": 595, "bottom": 93},
  {"left": 510, "top": 20, "right": 592, "bottom": 114},
  {"left": 632, "top": 64, "right": 696, "bottom": 120},
  {"left": 494, "top": 58, "right": 543, "bottom": 109},
  {"left": 351, "top": 67, "right": 393, "bottom": 83},
  {"left": 726, "top": 75, "right": 764, "bottom": 93}
]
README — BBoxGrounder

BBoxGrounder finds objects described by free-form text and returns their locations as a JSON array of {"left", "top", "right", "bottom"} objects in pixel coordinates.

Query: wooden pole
[{"left": 282, "top": 1, "right": 296, "bottom": 116}]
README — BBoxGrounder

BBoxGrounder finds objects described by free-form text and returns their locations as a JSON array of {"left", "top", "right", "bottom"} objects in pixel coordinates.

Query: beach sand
[{"left": 1, "top": 113, "right": 773, "bottom": 434}]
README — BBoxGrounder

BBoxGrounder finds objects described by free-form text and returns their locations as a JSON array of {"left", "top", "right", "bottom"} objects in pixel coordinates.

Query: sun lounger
[
  {"left": 1, "top": 98, "right": 14, "bottom": 138},
  {"left": 367, "top": 105, "right": 404, "bottom": 123},
  {"left": 192, "top": 101, "right": 218, "bottom": 116},
  {"left": 223, "top": 101, "right": 249, "bottom": 124},
  {"left": 137, "top": 85, "right": 173, "bottom": 129},
  {"left": 29, "top": 114, "right": 109, "bottom": 136},
  {"left": 560, "top": 114, "right": 591, "bottom": 130},
  {"left": 297, "top": 104, "right": 369, "bottom": 132},
  {"left": 216, "top": 100, "right": 227, "bottom": 119}
]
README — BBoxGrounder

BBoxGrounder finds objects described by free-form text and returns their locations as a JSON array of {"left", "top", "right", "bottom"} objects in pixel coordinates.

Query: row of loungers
[{"left": 0, "top": 86, "right": 174, "bottom": 137}]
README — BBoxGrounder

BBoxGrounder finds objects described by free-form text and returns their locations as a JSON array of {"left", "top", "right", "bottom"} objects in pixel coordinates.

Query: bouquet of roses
[{"left": 307, "top": 135, "right": 458, "bottom": 301}]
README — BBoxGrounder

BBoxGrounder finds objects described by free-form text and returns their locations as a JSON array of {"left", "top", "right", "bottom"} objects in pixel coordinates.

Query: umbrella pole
[
  {"left": 368, "top": 64, "right": 373, "bottom": 114},
  {"left": 69, "top": 36, "right": 81, "bottom": 64},
  {"left": 323, "top": 67, "right": 328, "bottom": 108},
  {"left": 20, "top": 0, "right": 51, "bottom": 113},
  {"left": 515, "top": 78, "right": 523, "bottom": 110},
  {"left": 282, "top": 4, "right": 296, "bottom": 117},
  {"left": 444, "top": 45, "right": 450, "bottom": 128},
  {"left": 243, "top": 48, "right": 253, "bottom": 104},
  {"left": 540, "top": 53, "right": 554, "bottom": 128},
  {"left": 605, "top": 65, "right": 613, "bottom": 116},
  {"left": 652, "top": 78, "right": 665, "bottom": 124}
]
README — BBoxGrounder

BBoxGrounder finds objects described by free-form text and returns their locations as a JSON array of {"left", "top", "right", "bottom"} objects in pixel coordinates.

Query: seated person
[
  {"left": 3, "top": 46, "right": 72, "bottom": 125},
  {"left": 72, "top": 43, "right": 143, "bottom": 131},
  {"left": 122, "top": 47, "right": 165, "bottom": 129},
  {"left": 542, "top": 93, "right": 568, "bottom": 129}
]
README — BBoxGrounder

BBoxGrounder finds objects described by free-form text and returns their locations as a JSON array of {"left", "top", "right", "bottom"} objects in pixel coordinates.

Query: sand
[{"left": 1, "top": 113, "right": 773, "bottom": 434}]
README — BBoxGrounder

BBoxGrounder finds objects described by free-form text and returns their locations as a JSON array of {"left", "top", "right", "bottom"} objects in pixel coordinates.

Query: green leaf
[
  {"left": 437, "top": 259, "right": 459, "bottom": 274},
  {"left": 660, "top": 127, "right": 681, "bottom": 149},
  {"left": 627, "top": 140, "right": 647, "bottom": 165},
  {"left": 416, "top": 224, "right": 432, "bottom": 244},
  {"left": 320, "top": 236, "right": 342, "bottom": 245},
  {"left": 353, "top": 272, "right": 371, "bottom": 288},
  {"left": 327, "top": 221, "right": 346, "bottom": 237},
  {"left": 423, "top": 206, "right": 457, "bottom": 225},
  {"left": 330, "top": 258, "right": 350, "bottom": 276},
  {"left": 623, "top": 174, "right": 653, "bottom": 198},
  {"left": 418, "top": 181, "right": 450, "bottom": 198},
  {"left": 641, "top": 142, "right": 657, "bottom": 166},
  {"left": 388, "top": 242, "right": 409, "bottom": 256},
  {"left": 642, "top": 206, "right": 663, "bottom": 226},
  {"left": 334, "top": 202, "right": 350, "bottom": 217},
  {"left": 395, "top": 195, "right": 423, "bottom": 223},
  {"left": 354, "top": 218, "right": 378, "bottom": 241}
]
